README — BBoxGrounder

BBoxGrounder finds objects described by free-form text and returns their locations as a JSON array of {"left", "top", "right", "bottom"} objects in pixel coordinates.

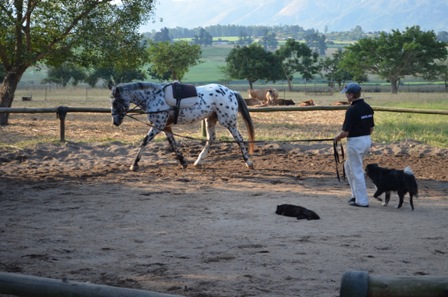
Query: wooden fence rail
[{"left": 1, "top": 105, "right": 447, "bottom": 142}]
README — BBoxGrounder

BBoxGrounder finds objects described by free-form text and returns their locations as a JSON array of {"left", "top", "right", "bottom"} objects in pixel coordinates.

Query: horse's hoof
[
  {"left": 130, "top": 165, "right": 139, "bottom": 171},
  {"left": 246, "top": 161, "right": 255, "bottom": 170}
]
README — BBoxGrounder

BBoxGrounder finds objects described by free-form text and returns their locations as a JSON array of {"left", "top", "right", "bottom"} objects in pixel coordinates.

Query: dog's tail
[
  {"left": 404, "top": 166, "right": 419, "bottom": 197},
  {"left": 404, "top": 166, "right": 414, "bottom": 175}
]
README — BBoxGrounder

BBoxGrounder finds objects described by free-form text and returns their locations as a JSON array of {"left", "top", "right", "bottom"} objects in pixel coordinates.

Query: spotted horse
[{"left": 110, "top": 82, "right": 255, "bottom": 171}]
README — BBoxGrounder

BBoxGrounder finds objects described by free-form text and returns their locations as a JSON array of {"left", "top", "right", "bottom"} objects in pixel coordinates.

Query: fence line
[
  {"left": 1, "top": 106, "right": 447, "bottom": 142},
  {"left": 0, "top": 271, "right": 183, "bottom": 297}
]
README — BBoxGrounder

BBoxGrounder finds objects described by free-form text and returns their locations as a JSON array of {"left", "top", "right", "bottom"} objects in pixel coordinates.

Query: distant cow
[
  {"left": 271, "top": 99, "right": 295, "bottom": 106},
  {"left": 265, "top": 88, "right": 279, "bottom": 105},
  {"left": 333, "top": 101, "right": 350, "bottom": 106},
  {"left": 248, "top": 88, "right": 279, "bottom": 106},
  {"left": 298, "top": 99, "right": 315, "bottom": 106},
  {"left": 244, "top": 98, "right": 263, "bottom": 106}
]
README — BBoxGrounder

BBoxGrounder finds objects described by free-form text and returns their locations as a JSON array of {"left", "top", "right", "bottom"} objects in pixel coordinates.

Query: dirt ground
[{"left": 0, "top": 139, "right": 447, "bottom": 297}]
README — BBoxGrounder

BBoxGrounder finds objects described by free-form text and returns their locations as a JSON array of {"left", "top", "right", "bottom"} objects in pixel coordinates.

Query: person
[{"left": 334, "top": 82, "right": 374, "bottom": 207}]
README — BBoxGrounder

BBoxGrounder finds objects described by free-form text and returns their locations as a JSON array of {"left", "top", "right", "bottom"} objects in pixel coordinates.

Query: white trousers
[{"left": 344, "top": 136, "right": 371, "bottom": 206}]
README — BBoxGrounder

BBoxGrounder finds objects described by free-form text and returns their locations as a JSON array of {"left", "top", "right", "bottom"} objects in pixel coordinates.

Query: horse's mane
[{"left": 115, "top": 82, "right": 164, "bottom": 93}]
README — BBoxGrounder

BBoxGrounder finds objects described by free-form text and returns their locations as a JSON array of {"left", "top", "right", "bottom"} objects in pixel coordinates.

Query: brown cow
[
  {"left": 298, "top": 99, "right": 315, "bottom": 106},
  {"left": 248, "top": 89, "right": 266, "bottom": 100},
  {"left": 244, "top": 98, "right": 263, "bottom": 106},
  {"left": 333, "top": 101, "right": 350, "bottom": 106},
  {"left": 265, "top": 88, "right": 279, "bottom": 105},
  {"left": 248, "top": 88, "right": 279, "bottom": 106}
]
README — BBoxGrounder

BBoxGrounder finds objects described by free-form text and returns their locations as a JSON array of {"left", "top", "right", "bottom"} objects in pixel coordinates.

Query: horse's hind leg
[
  {"left": 226, "top": 126, "right": 254, "bottom": 169},
  {"left": 164, "top": 127, "right": 187, "bottom": 169},
  {"left": 131, "top": 128, "right": 160, "bottom": 171},
  {"left": 194, "top": 116, "right": 217, "bottom": 167}
]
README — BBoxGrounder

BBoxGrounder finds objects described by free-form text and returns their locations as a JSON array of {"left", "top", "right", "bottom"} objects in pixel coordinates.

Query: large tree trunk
[
  {"left": 0, "top": 70, "right": 26, "bottom": 126},
  {"left": 390, "top": 79, "right": 399, "bottom": 94},
  {"left": 287, "top": 78, "right": 293, "bottom": 92}
]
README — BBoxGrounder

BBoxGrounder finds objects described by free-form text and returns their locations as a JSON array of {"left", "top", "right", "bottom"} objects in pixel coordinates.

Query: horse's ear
[{"left": 107, "top": 76, "right": 116, "bottom": 90}]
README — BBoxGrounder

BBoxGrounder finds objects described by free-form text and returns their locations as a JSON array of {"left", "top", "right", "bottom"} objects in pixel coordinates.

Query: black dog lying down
[
  {"left": 276, "top": 204, "right": 320, "bottom": 220},
  {"left": 365, "top": 163, "right": 419, "bottom": 210}
]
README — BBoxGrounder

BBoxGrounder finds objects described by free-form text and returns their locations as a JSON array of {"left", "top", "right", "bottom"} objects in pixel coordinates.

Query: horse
[{"left": 110, "top": 82, "right": 255, "bottom": 171}]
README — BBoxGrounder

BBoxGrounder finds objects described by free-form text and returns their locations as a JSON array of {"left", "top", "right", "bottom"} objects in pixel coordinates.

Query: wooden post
[
  {"left": 56, "top": 106, "right": 68, "bottom": 142},
  {"left": 340, "top": 270, "right": 448, "bottom": 297},
  {"left": 201, "top": 119, "right": 206, "bottom": 137},
  {"left": 0, "top": 272, "right": 184, "bottom": 297}
]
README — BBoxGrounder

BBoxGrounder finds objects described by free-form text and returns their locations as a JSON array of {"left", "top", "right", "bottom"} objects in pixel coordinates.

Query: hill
[{"left": 142, "top": 0, "right": 448, "bottom": 33}]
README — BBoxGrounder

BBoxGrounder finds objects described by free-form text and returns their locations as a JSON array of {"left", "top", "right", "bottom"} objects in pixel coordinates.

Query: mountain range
[{"left": 140, "top": 0, "right": 447, "bottom": 33}]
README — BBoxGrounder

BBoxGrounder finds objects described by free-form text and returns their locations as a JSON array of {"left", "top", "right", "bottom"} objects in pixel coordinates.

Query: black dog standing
[{"left": 365, "top": 164, "right": 419, "bottom": 210}]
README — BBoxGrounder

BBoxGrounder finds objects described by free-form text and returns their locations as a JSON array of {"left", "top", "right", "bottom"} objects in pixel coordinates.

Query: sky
[
  {"left": 139, "top": 0, "right": 299, "bottom": 32},
  {"left": 138, "top": 0, "right": 447, "bottom": 33}
]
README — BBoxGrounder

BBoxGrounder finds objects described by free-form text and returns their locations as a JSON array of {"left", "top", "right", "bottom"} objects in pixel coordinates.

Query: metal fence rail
[{"left": 0, "top": 271, "right": 183, "bottom": 297}]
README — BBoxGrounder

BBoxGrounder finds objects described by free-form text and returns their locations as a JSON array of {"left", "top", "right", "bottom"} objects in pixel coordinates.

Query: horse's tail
[{"left": 235, "top": 92, "right": 255, "bottom": 154}]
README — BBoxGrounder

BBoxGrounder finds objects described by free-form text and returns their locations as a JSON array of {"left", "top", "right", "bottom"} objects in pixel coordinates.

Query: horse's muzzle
[{"left": 112, "top": 116, "right": 123, "bottom": 126}]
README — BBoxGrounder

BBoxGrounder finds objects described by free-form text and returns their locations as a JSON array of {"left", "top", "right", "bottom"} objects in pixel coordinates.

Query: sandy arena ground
[{"left": 1, "top": 139, "right": 447, "bottom": 297}]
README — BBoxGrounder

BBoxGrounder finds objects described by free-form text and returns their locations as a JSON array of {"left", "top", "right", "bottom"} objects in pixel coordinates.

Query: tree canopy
[
  {"left": 339, "top": 26, "right": 448, "bottom": 93},
  {"left": 0, "top": 0, "right": 156, "bottom": 125},
  {"left": 224, "top": 44, "right": 282, "bottom": 89},
  {"left": 319, "top": 49, "right": 357, "bottom": 89},
  {"left": 275, "top": 39, "right": 319, "bottom": 91},
  {"left": 147, "top": 41, "right": 202, "bottom": 81}
]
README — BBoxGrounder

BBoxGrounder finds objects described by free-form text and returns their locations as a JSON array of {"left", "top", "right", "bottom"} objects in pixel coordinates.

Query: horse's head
[{"left": 110, "top": 86, "right": 130, "bottom": 126}]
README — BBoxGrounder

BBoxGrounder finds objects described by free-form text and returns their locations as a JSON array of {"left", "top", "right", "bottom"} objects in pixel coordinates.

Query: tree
[
  {"left": 304, "top": 32, "right": 327, "bottom": 56},
  {"left": 340, "top": 26, "right": 448, "bottom": 93},
  {"left": 153, "top": 27, "right": 172, "bottom": 43},
  {"left": 42, "top": 63, "right": 87, "bottom": 87},
  {"left": 319, "top": 49, "right": 355, "bottom": 89},
  {"left": 147, "top": 40, "right": 202, "bottom": 81},
  {"left": 424, "top": 58, "right": 448, "bottom": 92},
  {"left": 437, "top": 31, "right": 448, "bottom": 42},
  {"left": 85, "top": 67, "right": 146, "bottom": 88},
  {"left": 0, "top": 64, "right": 5, "bottom": 82},
  {"left": 275, "top": 39, "right": 319, "bottom": 91},
  {"left": 0, "top": 0, "right": 156, "bottom": 125},
  {"left": 351, "top": 25, "right": 364, "bottom": 40},
  {"left": 236, "top": 31, "right": 253, "bottom": 46},
  {"left": 224, "top": 44, "right": 282, "bottom": 89},
  {"left": 259, "top": 30, "right": 278, "bottom": 51},
  {"left": 193, "top": 28, "right": 213, "bottom": 46}
]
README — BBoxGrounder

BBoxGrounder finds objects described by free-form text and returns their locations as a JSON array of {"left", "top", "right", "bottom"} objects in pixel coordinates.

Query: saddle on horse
[{"left": 164, "top": 82, "right": 198, "bottom": 124}]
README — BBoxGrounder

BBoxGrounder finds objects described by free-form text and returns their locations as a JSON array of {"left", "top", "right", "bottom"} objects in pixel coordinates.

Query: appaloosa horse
[{"left": 110, "top": 82, "right": 255, "bottom": 171}]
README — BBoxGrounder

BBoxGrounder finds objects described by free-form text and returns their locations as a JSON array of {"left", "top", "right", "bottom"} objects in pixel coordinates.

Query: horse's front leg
[
  {"left": 164, "top": 126, "right": 188, "bottom": 169},
  {"left": 130, "top": 128, "right": 160, "bottom": 171},
  {"left": 194, "top": 116, "right": 217, "bottom": 167}
]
